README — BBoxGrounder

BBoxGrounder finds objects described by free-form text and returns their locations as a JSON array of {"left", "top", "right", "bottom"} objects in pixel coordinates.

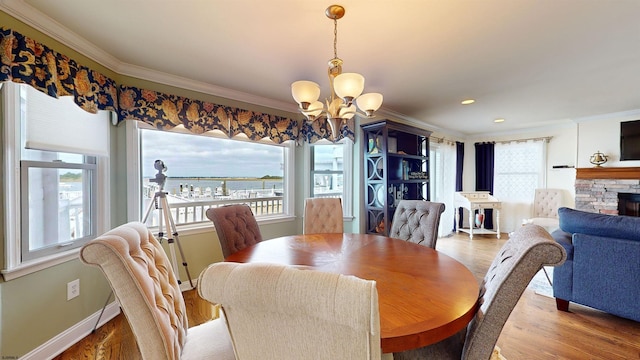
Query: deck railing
[
  {"left": 142, "top": 189, "right": 343, "bottom": 228},
  {"left": 143, "top": 195, "right": 284, "bottom": 227}
]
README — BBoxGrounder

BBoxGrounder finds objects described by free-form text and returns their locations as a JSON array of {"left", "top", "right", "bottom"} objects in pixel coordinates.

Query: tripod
[
  {"left": 92, "top": 160, "right": 193, "bottom": 333},
  {"left": 142, "top": 160, "right": 193, "bottom": 287},
  {"left": 142, "top": 184, "right": 194, "bottom": 288}
]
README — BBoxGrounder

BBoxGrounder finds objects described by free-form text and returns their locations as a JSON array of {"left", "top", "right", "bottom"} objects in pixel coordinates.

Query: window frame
[
  {"left": 305, "top": 139, "right": 354, "bottom": 219},
  {"left": 126, "top": 120, "right": 296, "bottom": 233},
  {"left": 1, "top": 82, "right": 111, "bottom": 281},
  {"left": 20, "top": 159, "right": 98, "bottom": 261}
]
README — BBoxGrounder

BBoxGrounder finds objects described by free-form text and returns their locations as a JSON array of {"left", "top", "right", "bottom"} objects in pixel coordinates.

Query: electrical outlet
[{"left": 67, "top": 279, "right": 80, "bottom": 300}]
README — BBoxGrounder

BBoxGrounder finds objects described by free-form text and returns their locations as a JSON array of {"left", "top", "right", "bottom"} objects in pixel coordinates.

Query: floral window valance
[
  {"left": 0, "top": 27, "right": 352, "bottom": 144},
  {"left": 119, "top": 85, "right": 302, "bottom": 144},
  {"left": 0, "top": 27, "right": 117, "bottom": 113}
]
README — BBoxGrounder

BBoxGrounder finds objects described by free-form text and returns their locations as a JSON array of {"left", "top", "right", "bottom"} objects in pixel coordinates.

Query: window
[
  {"left": 429, "top": 140, "right": 457, "bottom": 237},
  {"left": 493, "top": 139, "right": 547, "bottom": 232},
  {"left": 2, "top": 82, "right": 110, "bottom": 280},
  {"left": 21, "top": 155, "right": 97, "bottom": 261},
  {"left": 307, "top": 140, "right": 353, "bottom": 218},
  {"left": 128, "top": 124, "right": 295, "bottom": 229}
]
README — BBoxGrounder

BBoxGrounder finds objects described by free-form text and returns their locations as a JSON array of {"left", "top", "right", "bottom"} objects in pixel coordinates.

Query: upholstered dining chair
[
  {"left": 79, "top": 222, "right": 235, "bottom": 360},
  {"left": 525, "top": 188, "right": 564, "bottom": 231},
  {"left": 206, "top": 204, "right": 263, "bottom": 258},
  {"left": 389, "top": 200, "right": 446, "bottom": 249},
  {"left": 198, "top": 262, "right": 381, "bottom": 360},
  {"left": 303, "top": 197, "right": 344, "bottom": 234},
  {"left": 393, "top": 224, "right": 566, "bottom": 360}
]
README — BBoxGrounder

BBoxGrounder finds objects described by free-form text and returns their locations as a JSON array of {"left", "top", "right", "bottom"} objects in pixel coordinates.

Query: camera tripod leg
[
  {"left": 173, "top": 233, "right": 194, "bottom": 287},
  {"left": 142, "top": 190, "right": 194, "bottom": 289},
  {"left": 92, "top": 290, "right": 113, "bottom": 333},
  {"left": 160, "top": 203, "right": 181, "bottom": 282},
  {"left": 142, "top": 192, "right": 157, "bottom": 225},
  {"left": 163, "top": 202, "right": 194, "bottom": 288}
]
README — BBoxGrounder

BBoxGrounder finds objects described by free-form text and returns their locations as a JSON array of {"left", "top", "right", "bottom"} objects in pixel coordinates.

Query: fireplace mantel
[{"left": 576, "top": 167, "right": 640, "bottom": 180}]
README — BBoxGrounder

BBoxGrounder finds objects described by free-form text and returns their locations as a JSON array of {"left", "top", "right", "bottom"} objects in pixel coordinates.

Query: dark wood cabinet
[{"left": 361, "top": 120, "right": 431, "bottom": 235}]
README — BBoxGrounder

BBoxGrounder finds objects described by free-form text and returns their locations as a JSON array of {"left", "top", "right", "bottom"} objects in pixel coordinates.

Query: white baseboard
[
  {"left": 20, "top": 301, "right": 121, "bottom": 360},
  {"left": 20, "top": 284, "right": 195, "bottom": 360},
  {"left": 180, "top": 277, "right": 198, "bottom": 292}
]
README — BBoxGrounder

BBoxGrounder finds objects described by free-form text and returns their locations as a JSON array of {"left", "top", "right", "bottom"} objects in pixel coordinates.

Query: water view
[{"left": 143, "top": 177, "right": 283, "bottom": 199}]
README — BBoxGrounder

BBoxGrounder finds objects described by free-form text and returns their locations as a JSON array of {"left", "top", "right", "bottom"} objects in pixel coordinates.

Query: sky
[{"left": 140, "top": 129, "right": 284, "bottom": 178}]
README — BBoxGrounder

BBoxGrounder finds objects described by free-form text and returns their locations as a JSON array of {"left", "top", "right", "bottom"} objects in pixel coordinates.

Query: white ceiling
[{"left": 3, "top": 0, "right": 640, "bottom": 136}]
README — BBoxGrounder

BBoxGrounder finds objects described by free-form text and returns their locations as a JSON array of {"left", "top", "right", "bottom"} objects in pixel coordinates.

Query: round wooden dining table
[{"left": 224, "top": 233, "right": 479, "bottom": 353}]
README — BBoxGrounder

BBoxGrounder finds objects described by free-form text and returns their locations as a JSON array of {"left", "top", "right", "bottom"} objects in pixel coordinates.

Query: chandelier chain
[
  {"left": 333, "top": 17, "right": 338, "bottom": 59},
  {"left": 291, "top": 5, "right": 383, "bottom": 140}
]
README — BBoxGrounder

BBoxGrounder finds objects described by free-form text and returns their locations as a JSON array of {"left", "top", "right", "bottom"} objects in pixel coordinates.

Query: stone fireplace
[
  {"left": 575, "top": 167, "right": 640, "bottom": 214},
  {"left": 618, "top": 192, "right": 640, "bottom": 216}
]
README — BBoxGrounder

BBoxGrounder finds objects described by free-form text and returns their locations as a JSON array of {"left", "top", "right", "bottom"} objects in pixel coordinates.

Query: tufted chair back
[
  {"left": 533, "top": 188, "right": 563, "bottom": 219},
  {"left": 80, "top": 222, "right": 235, "bottom": 360},
  {"left": 389, "top": 200, "right": 445, "bottom": 249},
  {"left": 303, "top": 197, "right": 344, "bottom": 234},
  {"left": 199, "top": 262, "right": 381, "bottom": 360},
  {"left": 393, "top": 224, "right": 566, "bottom": 360},
  {"left": 206, "top": 204, "right": 263, "bottom": 258},
  {"left": 527, "top": 188, "right": 564, "bottom": 230}
]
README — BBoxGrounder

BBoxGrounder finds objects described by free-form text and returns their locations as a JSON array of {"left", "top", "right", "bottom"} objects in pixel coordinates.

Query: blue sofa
[{"left": 552, "top": 207, "right": 640, "bottom": 322}]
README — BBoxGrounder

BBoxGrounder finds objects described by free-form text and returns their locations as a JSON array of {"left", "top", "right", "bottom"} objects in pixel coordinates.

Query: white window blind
[
  {"left": 493, "top": 139, "right": 546, "bottom": 232},
  {"left": 24, "top": 85, "right": 110, "bottom": 157}
]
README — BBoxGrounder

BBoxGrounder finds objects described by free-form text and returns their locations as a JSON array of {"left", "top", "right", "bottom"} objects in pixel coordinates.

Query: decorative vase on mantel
[{"left": 475, "top": 213, "right": 485, "bottom": 228}]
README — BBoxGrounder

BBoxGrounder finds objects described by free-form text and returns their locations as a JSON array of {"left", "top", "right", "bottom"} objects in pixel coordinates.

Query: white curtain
[
  {"left": 493, "top": 139, "right": 547, "bottom": 233},
  {"left": 429, "top": 140, "right": 457, "bottom": 237}
]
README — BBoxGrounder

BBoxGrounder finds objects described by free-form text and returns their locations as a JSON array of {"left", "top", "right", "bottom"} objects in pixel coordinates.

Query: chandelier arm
[
  {"left": 303, "top": 113, "right": 328, "bottom": 123},
  {"left": 335, "top": 109, "right": 374, "bottom": 119},
  {"left": 300, "top": 105, "right": 325, "bottom": 114}
]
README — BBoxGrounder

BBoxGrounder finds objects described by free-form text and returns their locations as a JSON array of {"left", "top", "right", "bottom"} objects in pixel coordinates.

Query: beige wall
[
  {"left": 3, "top": 8, "right": 640, "bottom": 358},
  {"left": 0, "top": 10, "right": 305, "bottom": 357},
  {"left": 465, "top": 122, "right": 579, "bottom": 205},
  {"left": 576, "top": 111, "right": 640, "bottom": 168},
  {"left": 460, "top": 113, "right": 640, "bottom": 231}
]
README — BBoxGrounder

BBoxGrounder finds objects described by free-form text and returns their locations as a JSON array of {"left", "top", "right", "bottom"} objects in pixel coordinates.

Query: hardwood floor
[
  {"left": 52, "top": 290, "right": 215, "bottom": 360},
  {"left": 437, "top": 233, "right": 640, "bottom": 360},
  {"left": 55, "top": 233, "right": 640, "bottom": 359}
]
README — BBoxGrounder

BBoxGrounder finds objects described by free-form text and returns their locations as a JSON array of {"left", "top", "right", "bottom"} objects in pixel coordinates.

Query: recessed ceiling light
[
  {"left": 494, "top": 118, "right": 505, "bottom": 123},
  {"left": 461, "top": 99, "right": 475, "bottom": 105}
]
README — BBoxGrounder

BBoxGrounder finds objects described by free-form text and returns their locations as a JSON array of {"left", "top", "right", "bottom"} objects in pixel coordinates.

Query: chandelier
[{"left": 291, "top": 4, "right": 383, "bottom": 140}]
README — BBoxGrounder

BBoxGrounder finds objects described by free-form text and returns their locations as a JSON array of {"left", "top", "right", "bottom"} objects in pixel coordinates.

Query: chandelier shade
[
  {"left": 291, "top": 4, "right": 383, "bottom": 140},
  {"left": 356, "top": 93, "right": 384, "bottom": 116},
  {"left": 291, "top": 80, "right": 321, "bottom": 109},
  {"left": 333, "top": 73, "right": 365, "bottom": 101}
]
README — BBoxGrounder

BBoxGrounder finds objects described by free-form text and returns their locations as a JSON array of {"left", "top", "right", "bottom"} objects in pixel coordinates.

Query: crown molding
[
  {"left": 0, "top": 0, "right": 122, "bottom": 70},
  {"left": 0, "top": 0, "right": 299, "bottom": 114},
  {"left": 116, "top": 62, "right": 299, "bottom": 112},
  {"left": 376, "top": 107, "right": 467, "bottom": 138},
  {"left": 571, "top": 109, "right": 640, "bottom": 123}
]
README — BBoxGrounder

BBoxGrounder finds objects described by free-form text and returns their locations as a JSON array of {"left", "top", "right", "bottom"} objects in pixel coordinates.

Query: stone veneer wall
[{"left": 575, "top": 178, "right": 640, "bottom": 214}]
